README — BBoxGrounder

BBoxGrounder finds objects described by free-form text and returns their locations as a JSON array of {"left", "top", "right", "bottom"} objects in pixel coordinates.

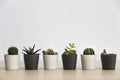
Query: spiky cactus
[
  {"left": 83, "top": 48, "right": 95, "bottom": 55},
  {"left": 43, "top": 49, "right": 57, "bottom": 55},
  {"left": 8, "top": 47, "right": 18, "bottom": 55},
  {"left": 22, "top": 44, "right": 41, "bottom": 55},
  {"left": 63, "top": 43, "right": 76, "bottom": 55},
  {"left": 101, "top": 49, "right": 107, "bottom": 55}
]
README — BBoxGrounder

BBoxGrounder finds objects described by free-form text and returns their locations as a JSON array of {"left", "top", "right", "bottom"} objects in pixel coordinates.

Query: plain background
[{"left": 0, "top": 0, "right": 120, "bottom": 61}]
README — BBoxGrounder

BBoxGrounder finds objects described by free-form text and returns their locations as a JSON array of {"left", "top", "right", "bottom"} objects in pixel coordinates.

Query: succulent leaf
[
  {"left": 101, "top": 49, "right": 107, "bottom": 55},
  {"left": 22, "top": 45, "right": 41, "bottom": 55},
  {"left": 63, "top": 43, "right": 76, "bottom": 55}
]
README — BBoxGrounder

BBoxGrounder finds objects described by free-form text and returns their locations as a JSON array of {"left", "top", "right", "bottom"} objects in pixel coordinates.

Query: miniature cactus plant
[
  {"left": 83, "top": 48, "right": 95, "bottom": 55},
  {"left": 22, "top": 44, "right": 41, "bottom": 55},
  {"left": 8, "top": 47, "right": 18, "bottom": 55},
  {"left": 63, "top": 43, "right": 76, "bottom": 55},
  {"left": 42, "top": 49, "right": 58, "bottom": 55},
  {"left": 101, "top": 49, "right": 107, "bottom": 55}
]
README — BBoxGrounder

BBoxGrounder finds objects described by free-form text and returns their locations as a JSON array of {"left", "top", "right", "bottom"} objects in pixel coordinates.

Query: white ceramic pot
[
  {"left": 43, "top": 55, "right": 58, "bottom": 70},
  {"left": 81, "top": 55, "right": 96, "bottom": 70},
  {"left": 4, "top": 54, "right": 20, "bottom": 70}
]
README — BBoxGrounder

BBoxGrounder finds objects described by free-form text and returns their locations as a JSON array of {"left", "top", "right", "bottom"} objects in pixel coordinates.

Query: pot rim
[
  {"left": 24, "top": 54, "right": 40, "bottom": 55},
  {"left": 62, "top": 54, "right": 77, "bottom": 56},
  {"left": 101, "top": 54, "right": 116, "bottom": 56},
  {"left": 81, "top": 54, "right": 95, "bottom": 56},
  {"left": 4, "top": 54, "right": 19, "bottom": 56},
  {"left": 43, "top": 55, "right": 58, "bottom": 56}
]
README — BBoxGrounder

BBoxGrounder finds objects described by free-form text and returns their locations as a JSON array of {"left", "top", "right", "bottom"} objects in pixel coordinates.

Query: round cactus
[
  {"left": 8, "top": 47, "right": 18, "bottom": 55},
  {"left": 43, "top": 49, "right": 57, "bottom": 55},
  {"left": 83, "top": 48, "right": 95, "bottom": 55}
]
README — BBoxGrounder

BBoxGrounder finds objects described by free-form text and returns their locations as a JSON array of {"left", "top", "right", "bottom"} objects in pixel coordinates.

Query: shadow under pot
[
  {"left": 24, "top": 54, "right": 39, "bottom": 70},
  {"left": 62, "top": 54, "right": 77, "bottom": 70},
  {"left": 101, "top": 54, "right": 116, "bottom": 70}
]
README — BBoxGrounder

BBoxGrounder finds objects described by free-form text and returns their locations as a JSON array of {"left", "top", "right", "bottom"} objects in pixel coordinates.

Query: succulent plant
[
  {"left": 63, "top": 43, "right": 76, "bottom": 55},
  {"left": 42, "top": 48, "right": 57, "bottom": 55},
  {"left": 22, "top": 44, "right": 41, "bottom": 55},
  {"left": 8, "top": 46, "right": 18, "bottom": 55},
  {"left": 83, "top": 48, "right": 95, "bottom": 55},
  {"left": 101, "top": 49, "right": 107, "bottom": 55}
]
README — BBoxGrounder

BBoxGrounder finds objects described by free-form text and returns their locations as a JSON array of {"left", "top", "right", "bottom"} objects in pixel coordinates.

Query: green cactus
[
  {"left": 83, "top": 48, "right": 95, "bottom": 55},
  {"left": 8, "top": 47, "right": 18, "bottom": 55},
  {"left": 22, "top": 44, "right": 41, "bottom": 55},
  {"left": 101, "top": 49, "right": 107, "bottom": 55},
  {"left": 63, "top": 43, "right": 76, "bottom": 55},
  {"left": 42, "top": 49, "right": 57, "bottom": 55}
]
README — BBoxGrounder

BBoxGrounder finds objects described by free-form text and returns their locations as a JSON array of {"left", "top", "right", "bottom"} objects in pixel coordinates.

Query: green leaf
[{"left": 34, "top": 49, "right": 41, "bottom": 54}]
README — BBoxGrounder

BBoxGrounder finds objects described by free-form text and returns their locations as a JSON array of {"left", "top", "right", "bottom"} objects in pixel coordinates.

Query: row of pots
[{"left": 4, "top": 54, "right": 117, "bottom": 70}]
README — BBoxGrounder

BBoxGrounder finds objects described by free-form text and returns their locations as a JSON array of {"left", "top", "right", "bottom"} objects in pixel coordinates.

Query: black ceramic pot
[
  {"left": 24, "top": 54, "right": 39, "bottom": 70},
  {"left": 62, "top": 54, "right": 77, "bottom": 70},
  {"left": 101, "top": 54, "right": 116, "bottom": 70}
]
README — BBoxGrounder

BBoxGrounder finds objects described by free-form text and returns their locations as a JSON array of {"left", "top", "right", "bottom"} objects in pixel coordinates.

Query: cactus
[
  {"left": 63, "top": 43, "right": 76, "bottom": 55},
  {"left": 8, "top": 47, "right": 18, "bottom": 55},
  {"left": 101, "top": 49, "right": 107, "bottom": 55},
  {"left": 42, "top": 49, "right": 57, "bottom": 55},
  {"left": 22, "top": 44, "right": 41, "bottom": 55},
  {"left": 83, "top": 48, "right": 95, "bottom": 55}
]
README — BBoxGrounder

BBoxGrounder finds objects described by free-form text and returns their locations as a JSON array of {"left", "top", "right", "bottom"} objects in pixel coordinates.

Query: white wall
[{"left": 0, "top": 0, "right": 120, "bottom": 61}]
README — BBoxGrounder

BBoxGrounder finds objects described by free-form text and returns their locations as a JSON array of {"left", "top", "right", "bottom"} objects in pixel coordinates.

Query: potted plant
[
  {"left": 101, "top": 49, "right": 117, "bottom": 70},
  {"left": 42, "top": 48, "right": 58, "bottom": 70},
  {"left": 62, "top": 43, "right": 77, "bottom": 70},
  {"left": 22, "top": 44, "right": 41, "bottom": 70},
  {"left": 81, "top": 48, "right": 96, "bottom": 70},
  {"left": 4, "top": 46, "right": 19, "bottom": 70}
]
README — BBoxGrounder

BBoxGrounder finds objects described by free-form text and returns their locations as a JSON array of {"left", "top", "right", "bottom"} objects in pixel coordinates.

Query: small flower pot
[
  {"left": 62, "top": 54, "right": 77, "bottom": 70},
  {"left": 4, "top": 54, "right": 20, "bottom": 70},
  {"left": 24, "top": 54, "right": 39, "bottom": 70},
  {"left": 43, "top": 55, "right": 58, "bottom": 70},
  {"left": 101, "top": 54, "right": 116, "bottom": 70},
  {"left": 81, "top": 55, "right": 96, "bottom": 70}
]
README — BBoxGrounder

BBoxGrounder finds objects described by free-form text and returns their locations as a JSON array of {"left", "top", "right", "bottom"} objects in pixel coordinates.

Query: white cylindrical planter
[
  {"left": 4, "top": 54, "right": 20, "bottom": 70},
  {"left": 43, "top": 55, "right": 58, "bottom": 70},
  {"left": 81, "top": 55, "right": 96, "bottom": 70}
]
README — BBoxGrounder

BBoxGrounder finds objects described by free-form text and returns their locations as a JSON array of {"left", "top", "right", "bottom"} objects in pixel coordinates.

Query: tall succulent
[
  {"left": 63, "top": 43, "right": 76, "bottom": 55},
  {"left": 22, "top": 44, "right": 41, "bottom": 55},
  {"left": 8, "top": 47, "right": 18, "bottom": 55},
  {"left": 83, "top": 48, "right": 95, "bottom": 55},
  {"left": 42, "top": 49, "right": 57, "bottom": 55}
]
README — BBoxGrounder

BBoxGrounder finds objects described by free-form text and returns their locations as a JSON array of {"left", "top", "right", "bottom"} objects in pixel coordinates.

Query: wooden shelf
[{"left": 0, "top": 61, "right": 120, "bottom": 80}]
